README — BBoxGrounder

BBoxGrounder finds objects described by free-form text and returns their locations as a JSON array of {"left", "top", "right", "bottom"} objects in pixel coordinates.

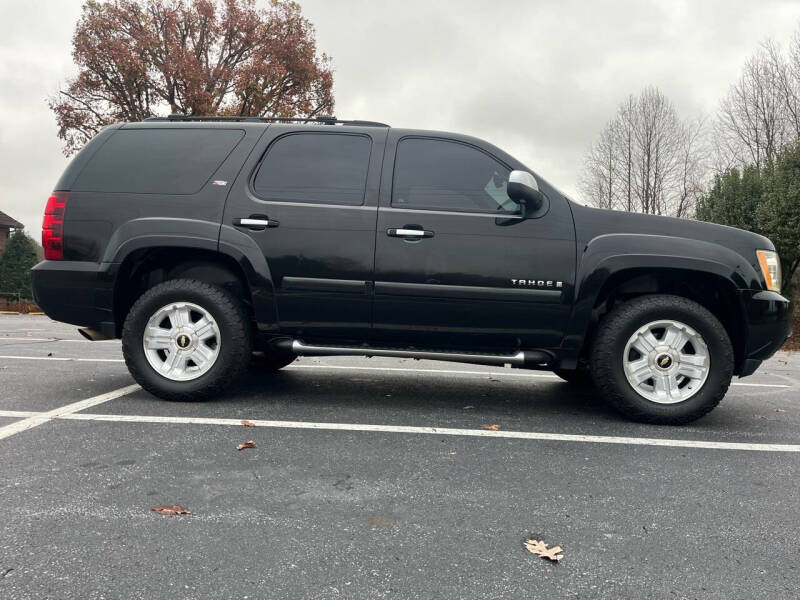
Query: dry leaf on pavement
[
  {"left": 481, "top": 424, "right": 500, "bottom": 431},
  {"left": 151, "top": 504, "right": 190, "bottom": 515},
  {"left": 524, "top": 539, "right": 563, "bottom": 562},
  {"left": 236, "top": 440, "right": 256, "bottom": 451},
  {"left": 241, "top": 420, "right": 255, "bottom": 427}
]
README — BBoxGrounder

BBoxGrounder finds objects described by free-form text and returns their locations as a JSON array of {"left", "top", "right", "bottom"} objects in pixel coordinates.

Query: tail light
[{"left": 42, "top": 191, "right": 68, "bottom": 260}]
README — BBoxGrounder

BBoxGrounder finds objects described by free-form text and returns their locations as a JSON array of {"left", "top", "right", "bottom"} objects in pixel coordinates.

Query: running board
[{"left": 273, "top": 339, "right": 551, "bottom": 367}]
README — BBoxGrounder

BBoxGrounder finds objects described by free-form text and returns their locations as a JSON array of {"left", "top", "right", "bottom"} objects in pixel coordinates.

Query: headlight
[{"left": 756, "top": 250, "right": 782, "bottom": 293}]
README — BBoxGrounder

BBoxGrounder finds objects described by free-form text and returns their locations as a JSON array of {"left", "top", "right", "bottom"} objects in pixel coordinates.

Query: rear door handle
[
  {"left": 233, "top": 216, "right": 279, "bottom": 230},
  {"left": 387, "top": 227, "right": 434, "bottom": 239}
]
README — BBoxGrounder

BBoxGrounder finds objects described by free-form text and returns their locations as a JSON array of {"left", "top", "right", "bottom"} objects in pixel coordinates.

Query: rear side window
[
  {"left": 73, "top": 128, "right": 244, "bottom": 194},
  {"left": 392, "top": 137, "right": 516, "bottom": 213},
  {"left": 253, "top": 133, "right": 371, "bottom": 206}
]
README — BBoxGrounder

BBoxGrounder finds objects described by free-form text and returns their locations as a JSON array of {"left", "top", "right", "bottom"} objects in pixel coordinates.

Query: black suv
[{"left": 31, "top": 116, "right": 792, "bottom": 424}]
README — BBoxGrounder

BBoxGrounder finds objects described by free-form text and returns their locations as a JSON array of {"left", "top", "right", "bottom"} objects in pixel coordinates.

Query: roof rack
[{"left": 143, "top": 114, "right": 390, "bottom": 127}]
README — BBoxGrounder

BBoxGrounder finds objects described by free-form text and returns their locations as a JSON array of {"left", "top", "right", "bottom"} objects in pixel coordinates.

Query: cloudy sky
[{"left": 1, "top": 0, "right": 799, "bottom": 234}]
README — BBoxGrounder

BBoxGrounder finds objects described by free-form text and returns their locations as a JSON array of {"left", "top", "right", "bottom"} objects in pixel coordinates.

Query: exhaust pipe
[{"left": 78, "top": 327, "right": 113, "bottom": 341}]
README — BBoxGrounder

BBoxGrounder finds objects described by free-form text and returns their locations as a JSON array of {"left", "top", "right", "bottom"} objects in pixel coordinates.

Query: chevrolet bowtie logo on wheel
[
  {"left": 658, "top": 355, "right": 673, "bottom": 368},
  {"left": 177, "top": 335, "right": 190, "bottom": 349}
]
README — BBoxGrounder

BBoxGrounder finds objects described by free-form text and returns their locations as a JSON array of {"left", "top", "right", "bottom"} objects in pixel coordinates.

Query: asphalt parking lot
[{"left": 0, "top": 314, "right": 798, "bottom": 599}]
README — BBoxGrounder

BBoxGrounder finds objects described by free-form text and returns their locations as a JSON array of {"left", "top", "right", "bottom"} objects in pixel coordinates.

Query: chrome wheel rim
[
  {"left": 622, "top": 320, "right": 710, "bottom": 404},
  {"left": 142, "top": 302, "right": 221, "bottom": 382}
]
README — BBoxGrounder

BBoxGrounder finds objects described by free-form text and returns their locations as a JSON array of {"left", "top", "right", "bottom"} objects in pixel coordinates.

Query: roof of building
[{"left": 0, "top": 211, "right": 23, "bottom": 229}]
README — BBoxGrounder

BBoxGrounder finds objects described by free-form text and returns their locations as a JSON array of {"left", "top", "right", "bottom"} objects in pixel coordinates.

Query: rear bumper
[
  {"left": 30, "top": 260, "right": 117, "bottom": 336},
  {"left": 737, "top": 289, "right": 792, "bottom": 376}
]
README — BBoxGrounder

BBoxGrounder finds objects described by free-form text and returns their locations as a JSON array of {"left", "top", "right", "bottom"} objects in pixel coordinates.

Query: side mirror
[{"left": 507, "top": 170, "right": 545, "bottom": 211}]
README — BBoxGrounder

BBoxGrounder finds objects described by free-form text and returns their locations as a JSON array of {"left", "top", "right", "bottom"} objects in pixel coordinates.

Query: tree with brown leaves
[{"left": 50, "top": 0, "right": 334, "bottom": 155}]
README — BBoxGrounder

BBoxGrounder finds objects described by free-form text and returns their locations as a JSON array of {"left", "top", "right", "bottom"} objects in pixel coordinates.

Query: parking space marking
[
  {"left": 0, "top": 410, "right": 41, "bottom": 418},
  {"left": 0, "top": 354, "right": 793, "bottom": 388},
  {"left": 0, "top": 354, "right": 124, "bottom": 363},
  {"left": 0, "top": 337, "right": 116, "bottom": 343},
  {"left": 0, "top": 384, "right": 140, "bottom": 441},
  {"left": 9, "top": 411, "right": 794, "bottom": 452}
]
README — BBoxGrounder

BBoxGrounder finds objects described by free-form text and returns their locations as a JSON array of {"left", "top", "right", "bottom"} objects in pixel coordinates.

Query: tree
[
  {"left": 695, "top": 165, "right": 764, "bottom": 233},
  {"left": 758, "top": 143, "right": 800, "bottom": 291},
  {"left": 696, "top": 143, "right": 800, "bottom": 295},
  {"left": 581, "top": 86, "right": 706, "bottom": 217},
  {"left": 50, "top": 0, "right": 334, "bottom": 155},
  {"left": 0, "top": 231, "right": 39, "bottom": 300},
  {"left": 714, "top": 42, "right": 791, "bottom": 171}
]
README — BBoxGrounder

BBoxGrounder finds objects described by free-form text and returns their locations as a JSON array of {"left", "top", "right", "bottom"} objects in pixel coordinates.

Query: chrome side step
[{"left": 274, "top": 339, "right": 551, "bottom": 367}]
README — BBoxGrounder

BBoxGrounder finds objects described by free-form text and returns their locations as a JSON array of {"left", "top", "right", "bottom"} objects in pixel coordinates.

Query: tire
[
  {"left": 122, "top": 279, "right": 252, "bottom": 401},
  {"left": 553, "top": 368, "right": 594, "bottom": 387},
  {"left": 249, "top": 350, "right": 296, "bottom": 373},
  {"left": 590, "top": 294, "right": 733, "bottom": 425}
]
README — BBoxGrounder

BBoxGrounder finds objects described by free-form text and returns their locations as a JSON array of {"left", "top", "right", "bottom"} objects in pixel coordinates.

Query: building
[{"left": 0, "top": 210, "right": 24, "bottom": 255}]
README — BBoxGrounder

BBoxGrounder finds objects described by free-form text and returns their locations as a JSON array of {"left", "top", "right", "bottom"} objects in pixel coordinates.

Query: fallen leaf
[
  {"left": 463, "top": 405, "right": 474, "bottom": 410},
  {"left": 449, "top": 450, "right": 457, "bottom": 456},
  {"left": 481, "top": 424, "right": 500, "bottom": 431},
  {"left": 241, "top": 420, "right": 255, "bottom": 427},
  {"left": 524, "top": 538, "right": 563, "bottom": 562},
  {"left": 152, "top": 504, "right": 190, "bottom": 515},
  {"left": 775, "top": 408, "right": 786, "bottom": 413},
  {"left": 236, "top": 440, "right": 256, "bottom": 451}
]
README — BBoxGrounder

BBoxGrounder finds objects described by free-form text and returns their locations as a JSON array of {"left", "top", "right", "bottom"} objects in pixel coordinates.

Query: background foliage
[
  {"left": 0, "top": 230, "right": 39, "bottom": 300},
  {"left": 50, "top": 0, "right": 334, "bottom": 155}
]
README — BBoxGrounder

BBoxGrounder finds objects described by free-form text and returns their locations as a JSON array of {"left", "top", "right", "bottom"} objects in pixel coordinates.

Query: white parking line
[
  {"left": 0, "top": 410, "right": 794, "bottom": 452},
  {"left": 0, "top": 337, "right": 116, "bottom": 343},
  {"left": 0, "top": 354, "right": 793, "bottom": 388},
  {"left": 0, "top": 355, "right": 124, "bottom": 363},
  {"left": 0, "top": 384, "right": 140, "bottom": 441}
]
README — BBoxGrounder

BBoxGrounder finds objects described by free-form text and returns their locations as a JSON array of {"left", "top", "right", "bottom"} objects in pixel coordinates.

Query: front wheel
[
  {"left": 122, "top": 279, "right": 252, "bottom": 401},
  {"left": 590, "top": 295, "right": 734, "bottom": 424}
]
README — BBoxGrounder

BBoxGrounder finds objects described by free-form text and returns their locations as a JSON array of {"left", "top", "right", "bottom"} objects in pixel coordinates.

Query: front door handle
[
  {"left": 233, "top": 215, "right": 279, "bottom": 231},
  {"left": 387, "top": 227, "right": 434, "bottom": 239}
]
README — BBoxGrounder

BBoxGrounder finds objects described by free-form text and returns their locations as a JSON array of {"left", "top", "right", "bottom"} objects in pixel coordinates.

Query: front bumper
[
  {"left": 737, "top": 289, "right": 792, "bottom": 376},
  {"left": 30, "top": 260, "right": 117, "bottom": 337}
]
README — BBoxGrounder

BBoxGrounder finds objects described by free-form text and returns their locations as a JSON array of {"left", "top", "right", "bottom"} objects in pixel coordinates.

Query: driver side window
[{"left": 392, "top": 137, "right": 517, "bottom": 213}]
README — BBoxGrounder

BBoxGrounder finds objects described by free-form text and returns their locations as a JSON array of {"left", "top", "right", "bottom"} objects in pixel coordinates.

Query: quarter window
[
  {"left": 73, "top": 128, "right": 245, "bottom": 195},
  {"left": 253, "top": 133, "right": 372, "bottom": 206},
  {"left": 392, "top": 138, "right": 517, "bottom": 213}
]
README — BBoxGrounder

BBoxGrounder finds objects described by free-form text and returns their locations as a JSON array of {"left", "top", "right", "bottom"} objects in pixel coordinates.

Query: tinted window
[
  {"left": 392, "top": 138, "right": 517, "bottom": 213},
  {"left": 253, "top": 133, "right": 371, "bottom": 206},
  {"left": 73, "top": 128, "right": 244, "bottom": 194}
]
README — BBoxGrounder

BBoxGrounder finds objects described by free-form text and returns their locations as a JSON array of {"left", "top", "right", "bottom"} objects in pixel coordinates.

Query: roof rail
[{"left": 143, "top": 114, "right": 390, "bottom": 127}]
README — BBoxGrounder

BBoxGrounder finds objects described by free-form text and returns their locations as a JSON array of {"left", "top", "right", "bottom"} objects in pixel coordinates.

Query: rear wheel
[
  {"left": 122, "top": 279, "right": 252, "bottom": 401},
  {"left": 590, "top": 295, "right": 733, "bottom": 424}
]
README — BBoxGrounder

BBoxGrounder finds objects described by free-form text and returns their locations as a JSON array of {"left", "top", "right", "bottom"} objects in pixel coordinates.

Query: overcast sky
[{"left": 1, "top": 0, "right": 799, "bottom": 235}]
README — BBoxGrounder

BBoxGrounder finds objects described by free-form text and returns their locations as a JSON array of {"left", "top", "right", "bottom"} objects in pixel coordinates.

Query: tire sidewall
[
  {"left": 598, "top": 297, "right": 733, "bottom": 421},
  {"left": 122, "top": 281, "right": 250, "bottom": 399}
]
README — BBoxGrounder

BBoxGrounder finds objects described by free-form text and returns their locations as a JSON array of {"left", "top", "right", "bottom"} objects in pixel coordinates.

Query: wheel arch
[
  {"left": 562, "top": 235, "right": 755, "bottom": 374},
  {"left": 110, "top": 225, "right": 278, "bottom": 337}
]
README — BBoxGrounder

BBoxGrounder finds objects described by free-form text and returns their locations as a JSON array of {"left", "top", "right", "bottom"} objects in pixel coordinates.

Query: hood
[{"left": 568, "top": 202, "right": 774, "bottom": 259}]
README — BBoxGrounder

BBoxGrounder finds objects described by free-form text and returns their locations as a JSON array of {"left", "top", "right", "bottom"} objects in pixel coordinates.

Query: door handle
[
  {"left": 387, "top": 227, "right": 434, "bottom": 239},
  {"left": 233, "top": 216, "right": 279, "bottom": 230}
]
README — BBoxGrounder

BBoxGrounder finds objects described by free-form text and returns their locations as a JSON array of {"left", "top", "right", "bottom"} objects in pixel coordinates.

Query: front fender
[{"left": 562, "top": 233, "right": 759, "bottom": 358}]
